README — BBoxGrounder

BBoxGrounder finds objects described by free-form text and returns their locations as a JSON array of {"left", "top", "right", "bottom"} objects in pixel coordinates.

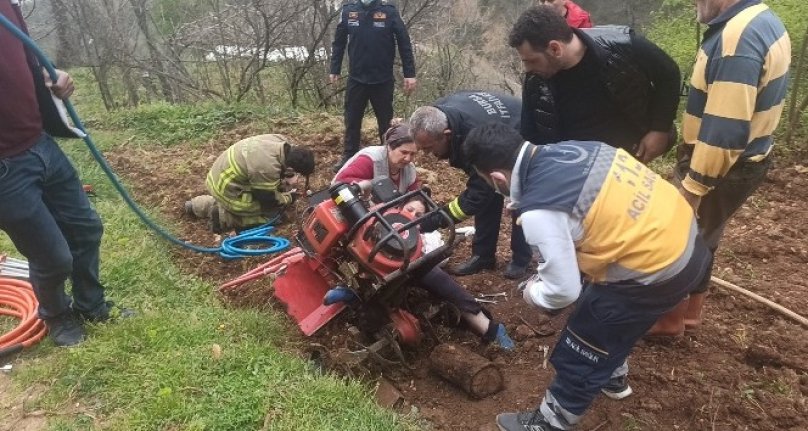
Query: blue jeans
[
  {"left": 0, "top": 133, "right": 106, "bottom": 319},
  {"left": 541, "top": 236, "right": 712, "bottom": 428}
]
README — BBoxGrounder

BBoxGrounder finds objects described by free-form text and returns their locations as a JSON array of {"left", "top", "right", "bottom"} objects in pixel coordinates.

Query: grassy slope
[{"left": 0, "top": 78, "right": 415, "bottom": 431}]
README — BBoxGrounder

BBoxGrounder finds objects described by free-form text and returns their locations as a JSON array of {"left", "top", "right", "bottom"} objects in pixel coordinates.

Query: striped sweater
[{"left": 681, "top": 0, "right": 790, "bottom": 196}]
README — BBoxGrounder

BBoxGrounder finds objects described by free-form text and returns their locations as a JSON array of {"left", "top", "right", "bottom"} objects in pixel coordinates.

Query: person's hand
[
  {"left": 635, "top": 130, "right": 671, "bottom": 163},
  {"left": 329, "top": 74, "right": 340, "bottom": 85},
  {"left": 403, "top": 78, "right": 417, "bottom": 95},
  {"left": 678, "top": 185, "right": 702, "bottom": 215},
  {"left": 44, "top": 69, "right": 75, "bottom": 100},
  {"left": 389, "top": 117, "right": 405, "bottom": 127},
  {"left": 283, "top": 173, "right": 300, "bottom": 189}
]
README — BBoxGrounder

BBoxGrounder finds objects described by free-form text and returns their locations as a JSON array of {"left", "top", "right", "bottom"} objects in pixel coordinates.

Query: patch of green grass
[{"left": 104, "top": 102, "right": 277, "bottom": 147}]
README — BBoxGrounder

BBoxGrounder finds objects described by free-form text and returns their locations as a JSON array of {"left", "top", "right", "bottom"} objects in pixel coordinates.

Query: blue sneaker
[
  {"left": 494, "top": 323, "right": 516, "bottom": 351},
  {"left": 322, "top": 286, "right": 358, "bottom": 305}
]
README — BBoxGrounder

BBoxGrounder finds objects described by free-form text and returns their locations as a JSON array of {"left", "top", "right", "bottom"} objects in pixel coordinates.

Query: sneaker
[
  {"left": 76, "top": 301, "right": 136, "bottom": 323},
  {"left": 601, "top": 375, "right": 633, "bottom": 400},
  {"left": 45, "top": 311, "right": 87, "bottom": 347},
  {"left": 494, "top": 323, "right": 516, "bottom": 351},
  {"left": 496, "top": 410, "right": 561, "bottom": 431}
]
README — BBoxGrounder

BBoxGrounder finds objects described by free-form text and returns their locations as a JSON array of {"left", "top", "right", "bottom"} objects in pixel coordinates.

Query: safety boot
[
  {"left": 645, "top": 298, "right": 688, "bottom": 337},
  {"left": 684, "top": 292, "right": 707, "bottom": 329}
]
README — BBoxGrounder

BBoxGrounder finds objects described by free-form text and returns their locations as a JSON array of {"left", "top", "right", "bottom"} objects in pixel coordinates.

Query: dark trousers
[
  {"left": 418, "top": 266, "right": 481, "bottom": 315},
  {"left": 342, "top": 78, "right": 395, "bottom": 158},
  {"left": 544, "top": 236, "right": 711, "bottom": 424},
  {"left": 472, "top": 193, "right": 532, "bottom": 266},
  {"left": 0, "top": 134, "right": 106, "bottom": 319},
  {"left": 676, "top": 152, "right": 770, "bottom": 292}
]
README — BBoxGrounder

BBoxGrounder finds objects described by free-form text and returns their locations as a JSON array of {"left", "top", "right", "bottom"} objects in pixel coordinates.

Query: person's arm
[
  {"left": 520, "top": 75, "right": 541, "bottom": 144},
  {"left": 418, "top": 172, "right": 495, "bottom": 232},
  {"left": 43, "top": 69, "right": 74, "bottom": 100},
  {"left": 330, "top": 7, "right": 349, "bottom": 77},
  {"left": 333, "top": 155, "right": 375, "bottom": 184},
  {"left": 519, "top": 209, "right": 582, "bottom": 311},
  {"left": 391, "top": 7, "right": 416, "bottom": 94},
  {"left": 682, "top": 54, "right": 764, "bottom": 199},
  {"left": 631, "top": 34, "right": 680, "bottom": 133},
  {"left": 631, "top": 33, "right": 681, "bottom": 162}
]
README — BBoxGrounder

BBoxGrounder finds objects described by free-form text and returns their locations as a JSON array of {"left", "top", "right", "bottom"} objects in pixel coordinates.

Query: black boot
[
  {"left": 450, "top": 255, "right": 496, "bottom": 276},
  {"left": 503, "top": 261, "right": 529, "bottom": 280},
  {"left": 45, "top": 311, "right": 87, "bottom": 347}
]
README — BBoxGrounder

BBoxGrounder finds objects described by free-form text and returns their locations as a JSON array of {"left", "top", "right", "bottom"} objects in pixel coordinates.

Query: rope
[
  {"left": 0, "top": 278, "right": 47, "bottom": 359},
  {"left": 0, "top": 13, "right": 287, "bottom": 258}
]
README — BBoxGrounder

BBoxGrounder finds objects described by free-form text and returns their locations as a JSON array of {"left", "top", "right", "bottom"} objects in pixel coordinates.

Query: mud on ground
[{"left": 105, "top": 121, "right": 808, "bottom": 431}]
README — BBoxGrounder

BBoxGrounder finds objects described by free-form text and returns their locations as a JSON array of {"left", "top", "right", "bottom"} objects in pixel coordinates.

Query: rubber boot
[
  {"left": 684, "top": 292, "right": 707, "bottom": 330},
  {"left": 646, "top": 298, "right": 688, "bottom": 337}
]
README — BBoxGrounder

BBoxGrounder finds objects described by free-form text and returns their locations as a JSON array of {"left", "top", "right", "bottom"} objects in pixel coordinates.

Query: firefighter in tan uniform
[{"left": 186, "top": 134, "right": 315, "bottom": 232}]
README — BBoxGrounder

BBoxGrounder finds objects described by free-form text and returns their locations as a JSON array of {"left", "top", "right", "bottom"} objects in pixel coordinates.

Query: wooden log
[{"left": 429, "top": 343, "right": 503, "bottom": 399}]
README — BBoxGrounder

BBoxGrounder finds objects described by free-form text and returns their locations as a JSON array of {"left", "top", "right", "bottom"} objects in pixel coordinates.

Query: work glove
[
  {"left": 419, "top": 205, "right": 451, "bottom": 233},
  {"left": 276, "top": 191, "right": 297, "bottom": 206}
]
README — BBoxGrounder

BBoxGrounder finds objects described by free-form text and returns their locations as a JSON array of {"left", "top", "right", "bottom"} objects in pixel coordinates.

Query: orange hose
[{"left": 0, "top": 277, "right": 47, "bottom": 355}]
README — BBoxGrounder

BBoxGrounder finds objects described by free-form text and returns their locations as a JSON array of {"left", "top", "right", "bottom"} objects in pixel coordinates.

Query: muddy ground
[{"left": 105, "top": 117, "right": 808, "bottom": 431}]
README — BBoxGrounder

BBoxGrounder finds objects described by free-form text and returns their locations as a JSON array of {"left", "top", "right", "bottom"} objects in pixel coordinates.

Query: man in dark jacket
[
  {"left": 410, "top": 91, "right": 532, "bottom": 279},
  {"left": 1, "top": 0, "right": 128, "bottom": 347},
  {"left": 330, "top": 0, "right": 416, "bottom": 172},
  {"left": 511, "top": 6, "right": 680, "bottom": 163}
]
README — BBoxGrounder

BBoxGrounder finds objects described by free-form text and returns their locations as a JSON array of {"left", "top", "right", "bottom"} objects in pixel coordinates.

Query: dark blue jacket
[
  {"left": 330, "top": 0, "right": 416, "bottom": 85},
  {"left": 435, "top": 91, "right": 522, "bottom": 217}
]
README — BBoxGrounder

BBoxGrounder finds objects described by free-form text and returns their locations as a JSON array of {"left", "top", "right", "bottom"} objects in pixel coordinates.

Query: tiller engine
[{"left": 220, "top": 178, "right": 456, "bottom": 361}]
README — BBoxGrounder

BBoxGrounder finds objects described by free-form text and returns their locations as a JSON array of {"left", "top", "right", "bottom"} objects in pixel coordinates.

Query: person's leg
[
  {"left": 36, "top": 136, "right": 107, "bottom": 318},
  {"left": 368, "top": 79, "right": 395, "bottom": 142},
  {"left": 452, "top": 195, "right": 499, "bottom": 276},
  {"left": 505, "top": 216, "right": 533, "bottom": 279},
  {"left": 501, "top": 241, "right": 711, "bottom": 430},
  {"left": 0, "top": 136, "right": 86, "bottom": 346},
  {"left": 0, "top": 138, "right": 74, "bottom": 319},
  {"left": 418, "top": 267, "right": 514, "bottom": 349},
  {"left": 675, "top": 157, "right": 769, "bottom": 328},
  {"left": 341, "top": 79, "right": 371, "bottom": 160}
]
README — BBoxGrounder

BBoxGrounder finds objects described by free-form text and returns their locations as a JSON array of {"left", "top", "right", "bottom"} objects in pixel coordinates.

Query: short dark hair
[
  {"left": 463, "top": 123, "right": 524, "bottom": 173},
  {"left": 286, "top": 145, "right": 315, "bottom": 176},
  {"left": 509, "top": 6, "right": 574, "bottom": 51}
]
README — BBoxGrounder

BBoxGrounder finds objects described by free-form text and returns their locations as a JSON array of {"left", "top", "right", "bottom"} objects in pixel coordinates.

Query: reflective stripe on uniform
[{"left": 448, "top": 197, "right": 467, "bottom": 221}]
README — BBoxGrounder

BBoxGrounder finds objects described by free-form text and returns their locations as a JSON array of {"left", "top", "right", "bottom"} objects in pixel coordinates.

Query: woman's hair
[{"left": 383, "top": 123, "right": 414, "bottom": 150}]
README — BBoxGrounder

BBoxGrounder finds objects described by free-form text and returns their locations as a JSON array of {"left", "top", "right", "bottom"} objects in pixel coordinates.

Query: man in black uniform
[
  {"left": 330, "top": 0, "right": 417, "bottom": 172},
  {"left": 410, "top": 91, "right": 532, "bottom": 279},
  {"left": 511, "top": 6, "right": 681, "bottom": 163}
]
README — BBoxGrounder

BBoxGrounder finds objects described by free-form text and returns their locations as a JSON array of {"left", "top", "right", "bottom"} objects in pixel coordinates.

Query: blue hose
[{"left": 0, "top": 13, "right": 288, "bottom": 259}]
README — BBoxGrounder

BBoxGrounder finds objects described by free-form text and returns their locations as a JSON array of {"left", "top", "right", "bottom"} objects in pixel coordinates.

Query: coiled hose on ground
[{"left": 0, "top": 278, "right": 46, "bottom": 359}]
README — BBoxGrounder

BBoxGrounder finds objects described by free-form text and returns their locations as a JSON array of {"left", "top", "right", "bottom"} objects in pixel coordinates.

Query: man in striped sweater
[{"left": 652, "top": 0, "right": 791, "bottom": 336}]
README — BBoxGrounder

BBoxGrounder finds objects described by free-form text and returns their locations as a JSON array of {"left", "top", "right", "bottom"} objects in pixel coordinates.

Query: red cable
[{"left": 0, "top": 277, "right": 47, "bottom": 357}]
